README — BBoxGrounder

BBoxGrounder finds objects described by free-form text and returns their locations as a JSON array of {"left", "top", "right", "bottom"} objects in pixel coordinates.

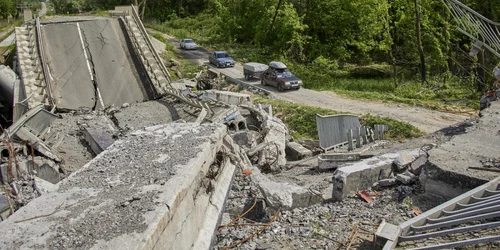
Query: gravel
[{"left": 44, "top": 123, "right": 221, "bottom": 249}]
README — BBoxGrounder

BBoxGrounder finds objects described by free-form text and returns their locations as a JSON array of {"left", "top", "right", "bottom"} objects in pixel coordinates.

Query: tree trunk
[
  {"left": 134, "top": 0, "right": 138, "bottom": 6},
  {"left": 386, "top": 1, "right": 397, "bottom": 88},
  {"left": 141, "top": 0, "right": 146, "bottom": 19},
  {"left": 414, "top": 0, "right": 426, "bottom": 83},
  {"left": 266, "top": 0, "right": 283, "bottom": 44}
]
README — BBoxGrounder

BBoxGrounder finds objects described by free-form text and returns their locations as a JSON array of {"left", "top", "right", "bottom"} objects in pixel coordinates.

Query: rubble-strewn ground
[
  {"left": 216, "top": 167, "right": 417, "bottom": 250},
  {"left": 215, "top": 115, "right": 500, "bottom": 249}
]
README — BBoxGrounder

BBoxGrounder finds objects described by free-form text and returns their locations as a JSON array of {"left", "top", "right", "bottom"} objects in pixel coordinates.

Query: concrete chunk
[
  {"left": 409, "top": 154, "right": 428, "bottom": 175},
  {"left": 393, "top": 151, "right": 416, "bottom": 171},
  {"left": 83, "top": 127, "right": 115, "bottom": 155},
  {"left": 377, "top": 178, "right": 398, "bottom": 187},
  {"left": 318, "top": 152, "right": 360, "bottom": 171},
  {"left": 252, "top": 168, "right": 322, "bottom": 210},
  {"left": 285, "top": 142, "right": 313, "bottom": 161},
  {"left": 332, "top": 149, "right": 419, "bottom": 201}
]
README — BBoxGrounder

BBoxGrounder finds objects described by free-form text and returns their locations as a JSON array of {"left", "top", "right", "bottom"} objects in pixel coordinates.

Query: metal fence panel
[{"left": 316, "top": 114, "right": 361, "bottom": 150}]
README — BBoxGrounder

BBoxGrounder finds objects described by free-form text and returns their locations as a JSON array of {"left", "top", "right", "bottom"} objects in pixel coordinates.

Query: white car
[{"left": 180, "top": 38, "right": 197, "bottom": 50}]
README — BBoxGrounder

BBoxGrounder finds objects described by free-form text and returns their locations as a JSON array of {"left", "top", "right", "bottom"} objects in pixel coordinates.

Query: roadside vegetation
[
  {"left": 150, "top": 32, "right": 203, "bottom": 79},
  {"left": 253, "top": 96, "right": 425, "bottom": 141},
  {"left": 1, "top": 0, "right": 495, "bottom": 113}
]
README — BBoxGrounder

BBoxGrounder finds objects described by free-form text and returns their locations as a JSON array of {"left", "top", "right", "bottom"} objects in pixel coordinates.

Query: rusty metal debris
[{"left": 357, "top": 191, "right": 374, "bottom": 203}]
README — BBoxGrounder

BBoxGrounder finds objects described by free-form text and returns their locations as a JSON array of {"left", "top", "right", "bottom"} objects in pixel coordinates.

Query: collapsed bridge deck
[{"left": 41, "top": 17, "right": 155, "bottom": 110}]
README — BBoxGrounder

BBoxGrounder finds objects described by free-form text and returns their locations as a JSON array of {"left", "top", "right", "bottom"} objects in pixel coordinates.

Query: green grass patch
[{"left": 254, "top": 96, "right": 425, "bottom": 141}]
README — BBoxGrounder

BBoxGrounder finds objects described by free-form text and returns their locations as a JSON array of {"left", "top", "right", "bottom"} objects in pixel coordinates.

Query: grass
[{"left": 253, "top": 96, "right": 425, "bottom": 141}]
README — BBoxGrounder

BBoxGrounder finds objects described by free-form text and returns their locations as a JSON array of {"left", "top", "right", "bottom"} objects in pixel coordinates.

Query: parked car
[
  {"left": 260, "top": 62, "right": 302, "bottom": 91},
  {"left": 243, "top": 62, "right": 268, "bottom": 80},
  {"left": 180, "top": 38, "right": 197, "bottom": 50},
  {"left": 209, "top": 51, "right": 235, "bottom": 68}
]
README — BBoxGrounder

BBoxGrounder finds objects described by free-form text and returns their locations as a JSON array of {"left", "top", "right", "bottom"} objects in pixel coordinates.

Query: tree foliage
[
  {"left": 0, "top": 0, "right": 16, "bottom": 19},
  {"left": 29, "top": 0, "right": 500, "bottom": 85}
]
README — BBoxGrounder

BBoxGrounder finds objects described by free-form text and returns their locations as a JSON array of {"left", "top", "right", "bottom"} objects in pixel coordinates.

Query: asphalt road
[{"left": 169, "top": 39, "right": 469, "bottom": 133}]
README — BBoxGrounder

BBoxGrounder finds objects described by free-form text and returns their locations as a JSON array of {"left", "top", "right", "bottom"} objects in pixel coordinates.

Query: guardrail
[
  {"left": 129, "top": 5, "right": 172, "bottom": 83},
  {"left": 376, "top": 176, "right": 500, "bottom": 249},
  {"left": 35, "top": 15, "right": 55, "bottom": 110}
]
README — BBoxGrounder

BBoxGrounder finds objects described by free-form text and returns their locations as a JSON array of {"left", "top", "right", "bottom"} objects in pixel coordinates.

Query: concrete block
[
  {"left": 34, "top": 176, "right": 58, "bottom": 193},
  {"left": 83, "top": 127, "right": 115, "bottom": 155},
  {"left": 252, "top": 168, "right": 322, "bottom": 210},
  {"left": 285, "top": 142, "right": 313, "bottom": 161},
  {"left": 395, "top": 173, "right": 414, "bottom": 185},
  {"left": 37, "top": 163, "right": 60, "bottom": 184},
  {"left": 393, "top": 151, "right": 416, "bottom": 172},
  {"left": 318, "top": 152, "right": 360, "bottom": 171},
  {"left": 201, "top": 90, "right": 251, "bottom": 106},
  {"left": 0, "top": 195, "right": 11, "bottom": 220},
  {"left": 377, "top": 178, "right": 398, "bottom": 187},
  {"left": 332, "top": 149, "right": 419, "bottom": 201},
  {"left": 409, "top": 154, "right": 428, "bottom": 175},
  {"left": 374, "top": 221, "right": 400, "bottom": 248}
]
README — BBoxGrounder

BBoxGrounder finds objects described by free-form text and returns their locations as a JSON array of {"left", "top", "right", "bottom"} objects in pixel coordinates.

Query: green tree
[{"left": 0, "top": 0, "right": 15, "bottom": 19}]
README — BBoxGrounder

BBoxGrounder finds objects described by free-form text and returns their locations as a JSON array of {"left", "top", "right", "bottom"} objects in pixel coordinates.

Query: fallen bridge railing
[
  {"left": 375, "top": 176, "right": 500, "bottom": 249},
  {"left": 34, "top": 15, "right": 55, "bottom": 110}
]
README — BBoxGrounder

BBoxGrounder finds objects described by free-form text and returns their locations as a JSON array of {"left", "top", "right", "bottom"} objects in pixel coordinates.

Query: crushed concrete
[
  {"left": 112, "top": 97, "right": 198, "bottom": 132},
  {"left": 42, "top": 111, "right": 116, "bottom": 174},
  {"left": 0, "top": 123, "right": 229, "bottom": 249}
]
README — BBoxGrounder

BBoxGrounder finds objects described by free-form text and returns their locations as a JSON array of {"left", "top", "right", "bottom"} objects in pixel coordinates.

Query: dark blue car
[{"left": 209, "top": 51, "right": 235, "bottom": 68}]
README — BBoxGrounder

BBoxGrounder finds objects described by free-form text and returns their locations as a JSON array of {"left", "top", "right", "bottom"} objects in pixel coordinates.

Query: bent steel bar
[{"left": 443, "top": 0, "right": 500, "bottom": 58}]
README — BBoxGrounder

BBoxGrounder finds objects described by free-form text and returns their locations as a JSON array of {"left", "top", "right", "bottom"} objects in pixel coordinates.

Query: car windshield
[
  {"left": 217, "top": 53, "right": 230, "bottom": 58},
  {"left": 184, "top": 39, "right": 194, "bottom": 43},
  {"left": 276, "top": 69, "right": 293, "bottom": 78}
]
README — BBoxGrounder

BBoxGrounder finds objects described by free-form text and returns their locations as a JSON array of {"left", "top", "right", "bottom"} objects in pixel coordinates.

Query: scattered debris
[
  {"left": 242, "top": 170, "right": 252, "bottom": 175},
  {"left": 356, "top": 191, "right": 373, "bottom": 203}
]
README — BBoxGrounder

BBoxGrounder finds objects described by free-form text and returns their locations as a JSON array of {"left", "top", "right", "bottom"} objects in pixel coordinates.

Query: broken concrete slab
[
  {"left": 285, "top": 142, "right": 313, "bottom": 161},
  {"left": 200, "top": 90, "right": 251, "bottom": 106},
  {"left": 0, "top": 194, "right": 10, "bottom": 220},
  {"left": 409, "top": 154, "right": 428, "bottom": 175},
  {"left": 0, "top": 123, "right": 237, "bottom": 250},
  {"left": 393, "top": 151, "right": 416, "bottom": 172},
  {"left": 395, "top": 171, "right": 416, "bottom": 185},
  {"left": 258, "top": 115, "right": 289, "bottom": 171},
  {"left": 318, "top": 152, "right": 361, "bottom": 171},
  {"left": 34, "top": 176, "right": 58, "bottom": 194},
  {"left": 377, "top": 178, "right": 398, "bottom": 187},
  {"left": 83, "top": 127, "right": 115, "bottom": 155},
  {"left": 37, "top": 163, "right": 60, "bottom": 184},
  {"left": 251, "top": 167, "right": 322, "bottom": 210},
  {"left": 332, "top": 149, "right": 419, "bottom": 201}
]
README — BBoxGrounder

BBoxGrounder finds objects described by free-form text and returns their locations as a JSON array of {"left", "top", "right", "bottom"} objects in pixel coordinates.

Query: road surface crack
[{"left": 80, "top": 27, "right": 100, "bottom": 110}]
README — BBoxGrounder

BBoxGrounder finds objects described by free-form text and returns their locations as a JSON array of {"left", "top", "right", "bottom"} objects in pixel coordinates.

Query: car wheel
[
  {"left": 261, "top": 79, "right": 266, "bottom": 86},
  {"left": 244, "top": 74, "right": 249, "bottom": 80},
  {"left": 296, "top": 86, "right": 300, "bottom": 90},
  {"left": 278, "top": 83, "right": 284, "bottom": 92}
]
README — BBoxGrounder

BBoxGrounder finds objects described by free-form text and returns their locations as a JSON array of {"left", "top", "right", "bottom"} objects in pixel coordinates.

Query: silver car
[{"left": 180, "top": 38, "right": 197, "bottom": 50}]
